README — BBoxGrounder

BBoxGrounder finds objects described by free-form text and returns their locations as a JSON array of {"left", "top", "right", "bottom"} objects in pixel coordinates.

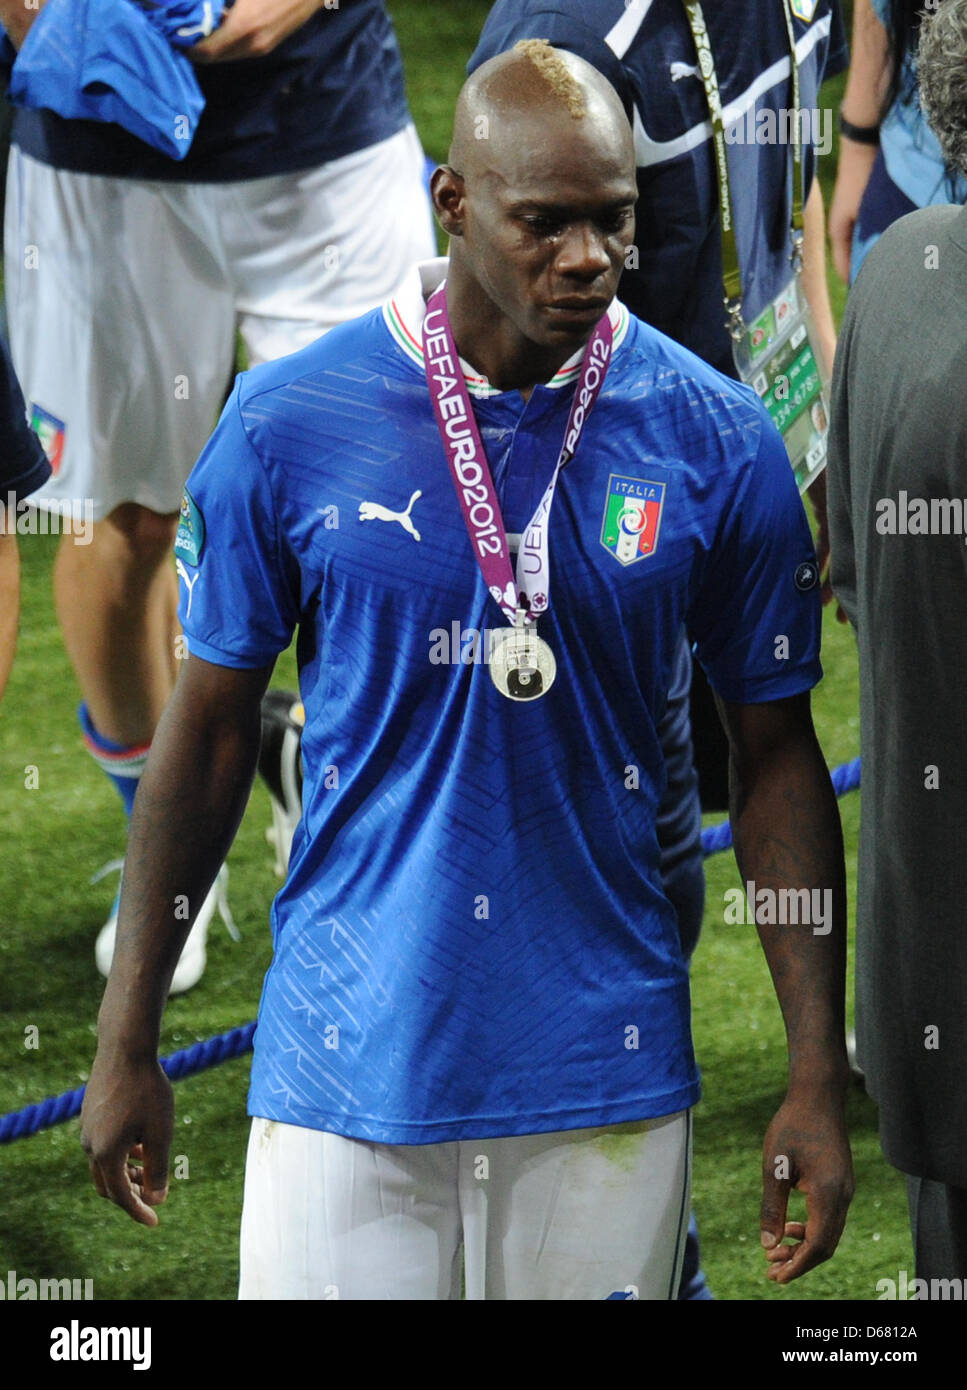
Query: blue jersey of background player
[
  {"left": 6, "top": 0, "right": 411, "bottom": 182},
  {"left": 0, "top": 332, "right": 50, "bottom": 702}
]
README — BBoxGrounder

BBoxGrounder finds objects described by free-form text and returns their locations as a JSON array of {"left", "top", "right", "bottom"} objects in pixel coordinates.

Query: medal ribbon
[{"left": 423, "top": 283, "right": 612, "bottom": 626}]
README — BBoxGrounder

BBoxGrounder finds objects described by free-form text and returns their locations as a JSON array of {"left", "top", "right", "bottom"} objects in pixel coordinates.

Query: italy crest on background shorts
[{"left": 29, "top": 404, "right": 65, "bottom": 475}]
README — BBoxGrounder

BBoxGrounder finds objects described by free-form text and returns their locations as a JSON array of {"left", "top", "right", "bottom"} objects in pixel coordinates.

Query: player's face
[{"left": 455, "top": 117, "right": 637, "bottom": 352}]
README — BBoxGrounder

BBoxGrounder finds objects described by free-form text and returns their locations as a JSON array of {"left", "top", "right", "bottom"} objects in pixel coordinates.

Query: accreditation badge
[{"left": 731, "top": 275, "right": 830, "bottom": 494}]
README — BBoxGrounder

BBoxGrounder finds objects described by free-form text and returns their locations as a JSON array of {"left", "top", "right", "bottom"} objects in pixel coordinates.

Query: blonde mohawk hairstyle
[{"left": 513, "top": 38, "right": 588, "bottom": 118}]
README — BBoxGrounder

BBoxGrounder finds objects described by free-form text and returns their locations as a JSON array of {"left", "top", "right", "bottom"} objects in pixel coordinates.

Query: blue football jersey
[
  {"left": 470, "top": 0, "right": 848, "bottom": 373},
  {"left": 177, "top": 260, "right": 822, "bottom": 1143}
]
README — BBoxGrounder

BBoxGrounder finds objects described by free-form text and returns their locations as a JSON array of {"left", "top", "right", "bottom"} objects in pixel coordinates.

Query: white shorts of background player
[{"left": 4, "top": 125, "right": 435, "bottom": 520}]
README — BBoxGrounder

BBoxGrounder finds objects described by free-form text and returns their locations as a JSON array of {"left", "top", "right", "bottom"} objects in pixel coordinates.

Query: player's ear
[{"left": 431, "top": 166, "right": 467, "bottom": 237}]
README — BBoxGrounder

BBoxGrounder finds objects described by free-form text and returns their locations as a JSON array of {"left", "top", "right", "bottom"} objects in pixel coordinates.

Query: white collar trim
[{"left": 382, "top": 257, "right": 629, "bottom": 398}]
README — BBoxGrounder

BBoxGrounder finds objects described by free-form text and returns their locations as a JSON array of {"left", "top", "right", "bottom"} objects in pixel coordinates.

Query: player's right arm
[{"left": 80, "top": 653, "right": 273, "bottom": 1226}]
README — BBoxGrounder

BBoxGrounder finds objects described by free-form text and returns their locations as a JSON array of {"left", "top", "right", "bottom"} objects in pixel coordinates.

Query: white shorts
[
  {"left": 238, "top": 1111, "right": 691, "bottom": 1301},
  {"left": 3, "top": 126, "right": 436, "bottom": 520}
]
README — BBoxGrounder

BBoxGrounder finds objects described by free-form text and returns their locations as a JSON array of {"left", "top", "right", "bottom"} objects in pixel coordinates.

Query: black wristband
[{"left": 839, "top": 112, "right": 880, "bottom": 145}]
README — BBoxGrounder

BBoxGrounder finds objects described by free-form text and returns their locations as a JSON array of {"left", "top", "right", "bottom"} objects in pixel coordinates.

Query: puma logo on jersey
[
  {"left": 177, "top": 2, "right": 217, "bottom": 39},
  {"left": 358, "top": 489, "right": 422, "bottom": 542},
  {"left": 176, "top": 557, "right": 200, "bottom": 619},
  {"left": 669, "top": 61, "right": 701, "bottom": 83}
]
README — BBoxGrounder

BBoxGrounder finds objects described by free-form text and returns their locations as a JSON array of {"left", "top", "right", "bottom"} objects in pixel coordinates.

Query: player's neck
[{"left": 443, "top": 265, "right": 581, "bottom": 401}]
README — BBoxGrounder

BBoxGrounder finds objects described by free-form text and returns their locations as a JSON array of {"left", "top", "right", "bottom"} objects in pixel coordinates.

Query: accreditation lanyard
[
  {"left": 681, "top": 0, "right": 805, "bottom": 339},
  {"left": 423, "top": 284, "right": 612, "bottom": 628}
]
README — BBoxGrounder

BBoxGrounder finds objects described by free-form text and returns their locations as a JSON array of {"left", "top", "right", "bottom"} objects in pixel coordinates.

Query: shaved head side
[{"left": 448, "top": 40, "right": 633, "bottom": 179}]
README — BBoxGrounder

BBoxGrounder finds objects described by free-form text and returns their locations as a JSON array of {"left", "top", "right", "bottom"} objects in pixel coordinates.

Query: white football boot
[
  {"left": 93, "top": 861, "right": 239, "bottom": 995},
  {"left": 258, "top": 690, "right": 305, "bottom": 878}
]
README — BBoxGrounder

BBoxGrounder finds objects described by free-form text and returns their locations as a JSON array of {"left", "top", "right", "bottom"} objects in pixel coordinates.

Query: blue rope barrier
[
  {"left": 1, "top": 758, "right": 862, "bottom": 1144},
  {"left": 0, "top": 1022, "right": 256, "bottom": 1145}
]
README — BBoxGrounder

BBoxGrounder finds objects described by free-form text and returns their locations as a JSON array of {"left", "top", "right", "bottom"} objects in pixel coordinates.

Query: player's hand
[
  {"left": 758, "top": 1089, "right": 854, "bottom": 1284},
  {"left": 80, "top": 1050, "right": 174, "bottom": 1227},
  {"left": 190, "top": 0, "right": 327, "bottom": 63}
]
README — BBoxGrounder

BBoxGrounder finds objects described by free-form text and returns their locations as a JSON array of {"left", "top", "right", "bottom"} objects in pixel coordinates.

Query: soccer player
[
  {"left": 1, "top": 0, "right": 435, "bottom": 989},
  {"left": 81, "top": 43, "right": 853, "bottom": 1300},
  {"left": 0, "top": 332, "right": 50, "bottom": 704}
]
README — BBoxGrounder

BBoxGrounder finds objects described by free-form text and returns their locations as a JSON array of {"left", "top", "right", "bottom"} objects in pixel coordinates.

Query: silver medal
[{"left": 488, "top": 623, "right": 556, "bottom": 701}]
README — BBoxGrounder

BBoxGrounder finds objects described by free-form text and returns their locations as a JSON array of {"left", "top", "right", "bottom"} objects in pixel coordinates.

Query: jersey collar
[{"left": 383, "top": 258, "right": 629, "bottom": 399}]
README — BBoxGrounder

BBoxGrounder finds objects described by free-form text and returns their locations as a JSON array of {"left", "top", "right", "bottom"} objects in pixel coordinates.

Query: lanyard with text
[
  {"left": 682, "top": 0, "right": 828, "bottom": 492},
  {"left": 681, "top": 0, "right": 804, "bottom": 334},
  {"left": 423, "top": 284, "right": 613, "bottom": 700}
]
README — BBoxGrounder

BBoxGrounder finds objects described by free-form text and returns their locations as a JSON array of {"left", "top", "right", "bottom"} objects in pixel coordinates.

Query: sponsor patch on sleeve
[
  {"left": 174, "top": 489, "right": 205, "bottom": 566},
  {"left": 794, "top": 559, "right": 819, "bottom": 592}
]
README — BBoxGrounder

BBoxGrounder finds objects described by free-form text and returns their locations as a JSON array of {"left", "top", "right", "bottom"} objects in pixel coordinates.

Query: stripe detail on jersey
[
  {"left": 383, "top": 268, "right": 630, "bottom": 395},
  {"left": 384, "top": 297, "right": 500, "bottom": 395},
  {"left": 606, "top": 0, "right": 653, "bottom": 59},
  {"left": 632, "top": 13, "right": 833, "bottom": 168}
]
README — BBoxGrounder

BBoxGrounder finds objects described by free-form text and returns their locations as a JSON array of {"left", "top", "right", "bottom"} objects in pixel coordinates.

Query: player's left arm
[
  {"left": 190, "top": 0, "right": 334, "bottom": 63},
  {"left": 716, "top": 689, "right": 854, "bottom": 1285}
]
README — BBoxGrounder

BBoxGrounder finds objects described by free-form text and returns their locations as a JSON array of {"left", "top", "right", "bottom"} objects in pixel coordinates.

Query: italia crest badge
[
  {"left": 790, "top": 0, "right": 817, "bottom": 21},
  {"left": 600, "top": 475, "right": 666, "bottom": 566}
]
